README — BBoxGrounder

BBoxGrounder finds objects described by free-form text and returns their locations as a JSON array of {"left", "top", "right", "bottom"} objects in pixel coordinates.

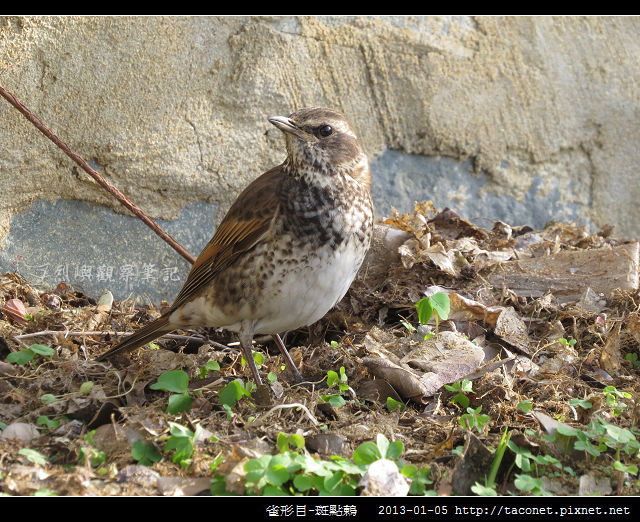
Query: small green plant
[
  {"left": 236, "top": 432, "right": 432, "bottom": 496},
  {"left": 507, "top": 440, "right": 572, "bottom": 477},
  {"left": 514, "top": 473, "right": 551, "bottom": 496},
  {"left": 558, "top": 337, "right": 577, "bottom": 347},
  {"left": 602, "top": 386, "right": 631, "bottom": 417},
  {"left": 488, "top": 429, "right": 511, "bottom": 484},
  {"left": 36, "top": 416, "right": 61, "bottom": 431},
  {"left": 78, "top": 430, "right": 106, "bottom": 468},
  {"left": 471, "top": 483, "right": 498, "bottom": 496},
  {"left": 132, "top": 440, "right": 162, "bottom": 466},
  {"left": 326, "top": 367, "right": 349, "bottom": 391},
  {"left": 164, "top": 421, "right": 201, "bottom": 468},
  {"left": 79, "top": 381, "right": 94, "bottom": 395},
  {"left": 6, "top": 344, "right": 54, "bottom": 365},
  {"left": 452, "top": 445, "right": 464, "bottom": 457},
  {"left": 40, "top": 394, "right": 58, "bottom": 405},
  {"left": 530, "top": 397, "right": 639, "bottom": 493},
  {"left": 320, "top": 367, "right": 349, "bottom": 407},
  {"left": 574, "top": 427, "right": 604, "bottom": 459},
  {"left": 219, "top": 379, "right": 253, "bottom": 418},
  {"left": 600, "top": 422, "right": 640, "bottom": 492},
  {"left": 472, "top": 428, "right": 511, "bottom": 496},
  {"left": 399, "top": 316, "right": 417, "bottom": 333},
  {"left": 445, "top": 379, "right": 473, "bottom": 410},
  {"left": 459, "top": 406, "right": 490, "bottom": 434},
  {"left": 504, "top": 438, "right": 575, "bottom": 495},
  {"left": 625, "top": 352, "right": 640, "bottom": 369},
  {"left": 544, "top": 415, "right": 638, "bottom": 494},
  {"left": 150, "top": 370, "right": 193, "bottom": 414},
  {"left": 403, "top": 466, "right": 434, "bottom": 495},
  {"left": 210, "top": 454, "right": 234, "bottom": 495},
  {"left": 209, "top": 454, "right": 224, "bottom": 474},
  {"left": 243, "top": 432, "right": 361, "bottom": 496},
  {"left": 353, "top": 433, "right": 404, "bottom": 464},
  {"left": 415, "top": 292, "right": 450, "bottom": 333},
  {"left": 245, "top": 453, "right": 310, "bottom": 495},
  {"left": 569, "top": 397, "right": 593, "bottom": 410},
  {"left": 19, "top": 448, "right": 47, "bottom": 466},
  {"left": 277, "top": 432, "right": 306, "bottom": 453},
  {"left": 386, "top": 397, "right": 405, "bottom": 413},
  {"left": 614, "top": 460, "right": 638, "bottom": 475},
  {"left": 198, "top": 360, "right": 221, "bottom": 379},
  {"left": 241, "top": 351, "right": 265, "bottom": 370},
  {"left": 516, "top": 399, "right": 533, "bottom": 414},
  {"left": 507, "top": 441, "right": 537, "bottom": 473},
  {"left": 550, "top": 423, "right": 580, "bottom": 456},
  {"left": 32, "top": 489, "right": 57, "bottom": 496}
]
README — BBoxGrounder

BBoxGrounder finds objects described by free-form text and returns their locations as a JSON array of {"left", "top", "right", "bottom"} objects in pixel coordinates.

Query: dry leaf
[
  {"left": 446, "top": 293, "right": 531, "bottom": 354},
  {"left": 599, "top": 322, "right": 622, "bottom": 375},
  {"left": 450, "top": 432, "right": 495, "bottom": 495},
  {"left": 357, "top": 379, "right": 403, "bottom": 404},
  {"left": 627, "top": 312, "right": 640, "bottom": 345},
  {"left": 362, "top": 356, "right": 435, "bottom": 402},
  {"left": 401, "top": 331, "right": 484, "bottom": 381},
  {"left": 493, "top": 306, "right": 531, "bottom": 354},
  {"left": 2, "top": 298, "right": 27, "bottom": 325},
  {"left": 97, "top": 290, "right": 114, "bottom": 312},
  {"left": 424, "top": 244, "right": 458, "bottom": 277}
]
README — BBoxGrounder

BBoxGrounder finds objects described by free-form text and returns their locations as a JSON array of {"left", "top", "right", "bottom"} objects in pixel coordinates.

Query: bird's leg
[
  {"left": 238, "top": 329, "right": 263, "bottom": 386},
  {"left": 271, "top": 333, "right": 304, "bottom": 383}
]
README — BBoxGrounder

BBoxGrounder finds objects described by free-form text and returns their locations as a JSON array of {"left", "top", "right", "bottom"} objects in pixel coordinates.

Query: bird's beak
[{"left": 269, "top": 116, "right": 314, "bottom": 141}]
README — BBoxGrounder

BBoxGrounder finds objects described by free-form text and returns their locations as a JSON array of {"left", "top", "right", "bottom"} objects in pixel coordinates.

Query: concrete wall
[{"left": 1, "top": 16, "right": 638, "bottom": 300}]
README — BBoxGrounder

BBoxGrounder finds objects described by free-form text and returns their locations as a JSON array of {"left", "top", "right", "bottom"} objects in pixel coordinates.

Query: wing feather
[{"left": 171, "top": 167, "right": 283, "bottom": 310}]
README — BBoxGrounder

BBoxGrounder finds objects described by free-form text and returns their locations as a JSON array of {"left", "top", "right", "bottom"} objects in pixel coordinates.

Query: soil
[{"left": 1, "top": 204, "right": 639, "bottom": 497}]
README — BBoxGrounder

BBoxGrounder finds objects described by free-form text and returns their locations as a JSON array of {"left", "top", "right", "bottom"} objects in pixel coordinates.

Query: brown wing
[{"left": 171, "top": 166, "right": 284, "bottom": 310}]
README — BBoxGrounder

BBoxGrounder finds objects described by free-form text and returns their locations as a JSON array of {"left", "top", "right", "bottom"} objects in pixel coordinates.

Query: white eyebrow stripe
[{"left": 331, "top": 121, "right": 355, "bottom": 138}]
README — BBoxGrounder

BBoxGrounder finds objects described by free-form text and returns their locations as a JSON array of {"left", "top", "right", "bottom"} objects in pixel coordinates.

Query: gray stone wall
[{"left": 1, "top": 16, "right": 638, "bottom": 300}]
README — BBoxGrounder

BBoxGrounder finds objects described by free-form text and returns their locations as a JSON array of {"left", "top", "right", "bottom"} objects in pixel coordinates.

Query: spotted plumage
[{"left": 97, "top": 107, "right": 374, "bottom": 386}]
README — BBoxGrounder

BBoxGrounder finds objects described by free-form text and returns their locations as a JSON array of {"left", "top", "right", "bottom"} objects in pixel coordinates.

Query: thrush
[{"left": 96, "top": 107, "right": 374, "bottom": 385}]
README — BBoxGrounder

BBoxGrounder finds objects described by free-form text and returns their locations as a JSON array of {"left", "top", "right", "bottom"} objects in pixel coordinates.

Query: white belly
[
  {"left": 255, "top": 243, "right": 362, "bottom": 333},
  {"left": 171, "top": 239, "right": 364, "bottom": 335}
]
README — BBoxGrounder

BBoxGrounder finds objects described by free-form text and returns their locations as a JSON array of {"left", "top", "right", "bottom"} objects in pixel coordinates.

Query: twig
[
  {"left": 0, "top": 84, "right": 195, "bottom": 264},
  {"left": 103, "top": 373, "right": 141, "bottom": 400},
  {"left": 164, "top": 335, "right": 232, "bottom": 351},
  {"left": 256, "top": 402, "right": 319, "bottom": 426},
  {"left": 14, "top": 329, "right": 127, "bottom": 340},
  {"left": 14, "top": 329, "right": 231, "bottom": 350}
]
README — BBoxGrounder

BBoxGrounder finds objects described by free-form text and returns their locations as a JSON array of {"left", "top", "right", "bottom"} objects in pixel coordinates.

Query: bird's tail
[{"left": 96, "top": 314, "right": 172, "bottom": 361}]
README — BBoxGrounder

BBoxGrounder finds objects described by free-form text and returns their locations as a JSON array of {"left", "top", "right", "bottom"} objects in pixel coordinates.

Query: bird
[{"left": 96, "top": 107, "right": 374, "bottom": 386}]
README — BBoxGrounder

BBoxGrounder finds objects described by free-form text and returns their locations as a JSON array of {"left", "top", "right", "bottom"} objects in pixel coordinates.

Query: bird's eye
[{"left": 318, "top": 125, "right": 333, "bottom": 137}]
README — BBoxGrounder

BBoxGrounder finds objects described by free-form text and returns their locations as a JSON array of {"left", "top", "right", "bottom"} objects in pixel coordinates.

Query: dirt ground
[{"left": 1, "top": 204, "right": 639, "bottom": 496}]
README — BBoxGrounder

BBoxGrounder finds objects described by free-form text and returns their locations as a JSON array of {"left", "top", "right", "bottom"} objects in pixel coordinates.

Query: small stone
[
  {"left": 117, "top": 465, "right": 160, "bottom": 489},
  {"left": 1, "top": 422, "right": 40, "bottom": 442},
  {"left": 358, "top": 459, "right": 410, "bottom": 496},
  {"left": 306, "top": 433, "right": 347, "bottom": 456}
]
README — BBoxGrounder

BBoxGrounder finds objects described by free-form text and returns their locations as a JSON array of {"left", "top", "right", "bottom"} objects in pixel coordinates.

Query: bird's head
[{"left": 269, "top": 107, "right": 369, "bottom": 187}]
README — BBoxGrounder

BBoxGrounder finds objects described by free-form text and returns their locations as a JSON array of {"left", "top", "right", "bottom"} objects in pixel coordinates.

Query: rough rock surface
[{"left": 2, "top": 16, "right": 639, "bottom": 299}]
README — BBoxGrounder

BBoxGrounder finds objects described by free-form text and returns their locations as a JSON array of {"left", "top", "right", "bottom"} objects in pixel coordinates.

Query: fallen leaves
[
  {"left": 362, "top": 327, "right": 501, "bottom": 404},
  {"left": 1, "top": 200, "right": 640, "bottom": 497},
  {"left": 2, "top": 298, "right": 27, "bottom": 325}
]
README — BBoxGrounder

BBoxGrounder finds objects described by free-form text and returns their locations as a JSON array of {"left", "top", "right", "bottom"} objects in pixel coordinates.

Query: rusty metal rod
[{"left": 0, "top": 84, "right": 196, "bottom": 264}]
